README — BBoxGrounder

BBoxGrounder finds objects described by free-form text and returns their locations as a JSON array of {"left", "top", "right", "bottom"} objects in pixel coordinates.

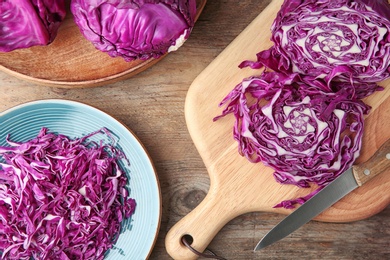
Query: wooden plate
[{"left": 0, "top": 1, "right": 207, "bottom": 88}]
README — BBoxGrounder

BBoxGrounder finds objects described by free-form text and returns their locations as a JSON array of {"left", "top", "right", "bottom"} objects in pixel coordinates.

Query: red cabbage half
[
  {"left": 0, "top": 0, "right": 66, "bottom": 52},
  {"left": 214, "top": 71, "right": 369, "bottom": 208},
  {"left": 71, "top": 0, "right": 197, "bottom": 61},
  {"left": 0, "top": 128, "right": 136, "bottom": 260},
  {"left": 240, "top": 0, "right": 390, "bottom": 98}
]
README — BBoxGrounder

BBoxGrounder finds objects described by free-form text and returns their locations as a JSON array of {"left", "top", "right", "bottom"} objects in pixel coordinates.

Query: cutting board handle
[
  {"left": 164, "top": 141, "right": 290, "bottom": 259},
  {"left": 165, "top": 184, "right": 238, "bottom": 260}
]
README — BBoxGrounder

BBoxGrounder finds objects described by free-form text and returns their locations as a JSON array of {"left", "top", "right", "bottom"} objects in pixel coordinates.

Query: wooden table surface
[{"left": 1, "top": 1, "right": 389, "bottom": 259}]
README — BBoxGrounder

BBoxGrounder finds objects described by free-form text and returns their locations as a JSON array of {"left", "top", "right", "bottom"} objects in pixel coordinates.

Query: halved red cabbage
[
  {"left": 0, "top": 0, "right": 66, "bottom": 52},
  {"left": 0, "top": 128, "right": 136, "bottom": 259},
  {"left": 214, "top": 71, "right": 369, "bottom": 208},
  {"left": 240, "top": 0, "right": 390, "bottom": 98},
  {"left": 71, "top": 0, "right": 197, "bottom": 61}
]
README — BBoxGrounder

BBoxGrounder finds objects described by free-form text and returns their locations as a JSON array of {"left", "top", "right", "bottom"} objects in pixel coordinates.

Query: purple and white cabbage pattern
[
  {"left": 215, "top": 0, "right": 390, "bottom": 208},
  {"left": 71, "top": 0, "right": 197, "bottom": 61},
  {"left": 240, "top": 0, "right": 390, "bottom": 98},
  {"left": 215, "top": 71, "right": 369, "bottom": 208},
  {"left": 0, "top": 0, "right": 66, "bottom": 52}
]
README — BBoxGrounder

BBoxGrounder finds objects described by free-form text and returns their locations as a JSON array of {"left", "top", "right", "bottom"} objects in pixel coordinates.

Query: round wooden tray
[{"left": 0, "top": 1, "right": 207, "bottom": 88}]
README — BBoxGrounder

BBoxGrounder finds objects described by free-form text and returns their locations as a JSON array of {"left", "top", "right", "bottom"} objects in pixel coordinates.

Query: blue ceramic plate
[{"left": 0, "top": 99, "right": 161, "bottom": 259}]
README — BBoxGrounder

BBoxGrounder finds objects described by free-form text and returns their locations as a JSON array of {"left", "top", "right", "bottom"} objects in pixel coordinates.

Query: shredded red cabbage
[
  {"left": 0, "top": 128, "right": 136, "bottom": 260},
  {"left": 240, "top": 0, "right": 390, "bottom": 98},
  {"left": 215, "top": 71, "right": 369, "bottom": 208}
]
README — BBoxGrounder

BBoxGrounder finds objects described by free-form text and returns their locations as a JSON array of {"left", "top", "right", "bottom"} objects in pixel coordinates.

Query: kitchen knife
[{"left": 255, "top": 138, "right": 390, "bottom": 251}]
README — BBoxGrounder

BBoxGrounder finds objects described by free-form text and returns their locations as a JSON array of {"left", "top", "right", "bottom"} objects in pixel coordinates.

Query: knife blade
[{"left": 254, "top": 138, "right": 390, "bottom": 251}]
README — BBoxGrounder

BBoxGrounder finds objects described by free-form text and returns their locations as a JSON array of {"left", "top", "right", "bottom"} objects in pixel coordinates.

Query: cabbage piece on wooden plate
[{"left": 71, "top": 0, "right": 197, "bottom": 61}]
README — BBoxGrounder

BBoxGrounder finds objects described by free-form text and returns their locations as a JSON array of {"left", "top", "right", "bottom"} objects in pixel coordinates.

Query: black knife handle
[{"left": 352, "top": 138, "right": 390, "bottom": 186}]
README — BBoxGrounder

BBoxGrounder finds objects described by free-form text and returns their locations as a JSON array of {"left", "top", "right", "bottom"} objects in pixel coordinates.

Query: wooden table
[{"left": 1, "top": 1, "right": 389, "bottom": 259}]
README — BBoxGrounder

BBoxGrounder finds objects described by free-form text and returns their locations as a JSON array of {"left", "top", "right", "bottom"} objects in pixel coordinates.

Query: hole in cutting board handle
[
  {"left": 181, "top": 234, "right": 227, "bottom": 260},
  {"left": 181, "top": 234, "right": 194, "bottom": 245}
]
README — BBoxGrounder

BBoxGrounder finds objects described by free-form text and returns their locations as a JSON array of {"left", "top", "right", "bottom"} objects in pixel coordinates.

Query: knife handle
[{"left": 352, "top": 138, "right": 390, "bottom": 186}]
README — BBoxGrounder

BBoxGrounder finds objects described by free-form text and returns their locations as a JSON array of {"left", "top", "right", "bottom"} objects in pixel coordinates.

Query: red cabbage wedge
[
  {"left": 214, "top": 71, "right": 369, "bottom": 208},
  {"left": 71, "top": 0, "right": 197, "bottom": 61},
  {"left": 240, "top": 0, "right": 390, "bottom": 98},
  {"left": 0, "top": 0, "right": 66, "bottom": 52},
  {"left": 0, "top": 128, "right": 136, "bottom": 260}
]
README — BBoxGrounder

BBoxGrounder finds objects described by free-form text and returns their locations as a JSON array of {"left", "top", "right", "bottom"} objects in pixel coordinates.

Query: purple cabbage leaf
[
  {"left": 0, "top": 0, "right": 66, "bottom": 52},
  {"left": 70, "top": 0, "right": 197, "bottom": 61}
]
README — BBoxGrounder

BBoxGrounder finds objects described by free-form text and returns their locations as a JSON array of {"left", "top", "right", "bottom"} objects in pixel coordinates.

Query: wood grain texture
[
  {"left": 0, "top": 0, "right": 207, "bottom": 88},
  {"left": 0, "top": 0, "right": 389, "bottom": 259}
]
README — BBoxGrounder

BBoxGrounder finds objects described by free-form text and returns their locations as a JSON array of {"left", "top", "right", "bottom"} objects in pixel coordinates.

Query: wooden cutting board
[{"left": 166, "top": 0, "right": 390, "bottom": 259}]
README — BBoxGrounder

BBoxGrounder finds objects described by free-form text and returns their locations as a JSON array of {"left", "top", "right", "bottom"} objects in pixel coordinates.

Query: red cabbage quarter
[
  {"left": 214, "top": 71, "right": 369, "bottom": 208},
  {"left": 0, "top": 0, "right": 66, "bottom": 52},
  {"left": 240, "top": 0, "right": 390, "bottom": 97},
  {"left": 71, "top": 0, "right": 197, "bottom": 61},
  {"left": 0, "top": 128, "right": 136, "bottom": 259}
]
